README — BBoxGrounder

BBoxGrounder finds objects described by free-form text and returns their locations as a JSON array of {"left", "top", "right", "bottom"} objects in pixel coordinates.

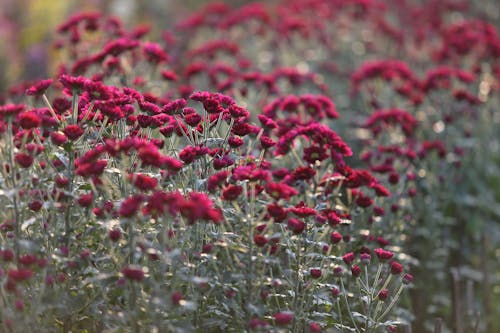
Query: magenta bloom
[
  {"left": 274, "top": 311, "right": 294, "bottom": 326},
  {"left": 26, "top": 79, "right": 53, "bottom": 96},
  {"left": 374, "top": 248, "right": 394, "bottom": 261}
]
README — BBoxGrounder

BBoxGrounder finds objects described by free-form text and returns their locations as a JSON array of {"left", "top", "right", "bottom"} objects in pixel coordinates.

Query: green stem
[{"left": 340, "top": 277, "right": 361, "bottom": 333}]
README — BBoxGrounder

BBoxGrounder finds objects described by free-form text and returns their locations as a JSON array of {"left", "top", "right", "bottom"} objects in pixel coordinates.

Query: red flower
[
  {"left": 108, "top": 228, "right": 122, "bottom": 242},
  {"left": 121, "top": 265, "right": 145, "bottom": 281},
  {"left": 0, "top": 104, "right": 25, "bottom": 118},
  {"left": 63, "top": 125, "right": 84, "bottom": 140},
  {"left": 403, "top": 273, "right": 414, "bottom": 284},
  {"left": 26, "top": 79, "right": 53, "bottom": 96},
  {"left": 15, "top": 153, "right": 34, "bottom": 168},
  {"left": 287, "top": 218, "right": 305, "bottom": 234},
  {"left": 378, "top": 288, "right": 389, "bottom": 301},
  {"left": 330, "top": 231, "right": 342, "bottom": 244},
  {"left": 130, "top": 173, "right": 158, "bottom": 191},
  {"left": 8, "top": 268, "right": 33, "bottom": 282},
  {"left": 171, "top": 291, "right": 183, "bottom": 305},
  {"left": 390, "top": 261, "right": 404, "bottom": 275},
  {"left": 50, "top": 132, "right": 68, "bottom": 146},
  {"left": 143, "top": 42, "right": 169, "bottom": 63},
  {"left": 274, "top": 312, "right": 294, "bottom": 326},
  {"left": 119, "top": 195, "right": 144, "bottom": 217},
  {"left": 292, "top": 166, "right": 316, "bottom": 181},
  {"left": 207, "top": 171, "right": 229, "bottom": 192},
  {"left": 18, "top": 254, "right": 37, "bottom": 266},
  {"left": 260, "top": 135, "right": 276, "bottom": 149},
  {"left": 267, "top": 203, "right": 288, "bottom": 222},
  {"left": 1, "top": 249, "right": 14, "bottom": 261},
  {"left": 374, "top": 248, "right": 394, "bottom": 261},
  {"left": 265, "top": 182, "right": 298, "bottom": 200},
  {"left": 17, "top": 111, "right": 41, "bottom": 129},
  {"left": 303, "top": 145, "right": 328, "bottom": 164},
  {"left": 310, "top": 268, "right": 322, "bottom": 279},
  {"left": 184, "top": 113, "right": 202, "bottom": 127},
  {"left": 77, "top": 193, "right": 93, "bottom": 207},
  {"left": 290, "top": 202, "right": 317, "bottom": 217},
  {"left": 309, "top": 322, "right": 322, "bottom": 333},
  {"left": 351, "top": 264, "right": 361, "bottom": 277},
  {"left": 253, "top": 234, "right": 268, "bottom": 247},
  {"left": 360, "top": 253, "right": 371, "bottom": 264},
  {"left": 29, "top": 200, "right": 43, "bottom": 211},
  {"left": 342, "top": 252, "right": 355, "bottom": 265},
  {"left": 221, "top": 184, "right": 243, "bottom": 201}
]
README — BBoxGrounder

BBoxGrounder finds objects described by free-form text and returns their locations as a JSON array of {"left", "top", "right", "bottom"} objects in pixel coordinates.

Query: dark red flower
[
  {"left": 50, "top": 131, "right": 68, "bottom": 146},
  {"left": 265, "top": 182, "right": 298, "bottom": 200},
  {"left": 119, "top": 195, "right": 144, "bottom": 217},
  {"left": 350, "top": 264, "right": 361, "bottom": 277},
  {"left": 17, "top": 111, "right": 41, "bottom": 129},
  {"left": 330, "top": 231, "right": 342, "bottom": 244},
  {"left": 29, "top": 200, "right": 43, "bottom": 211},
  {"left": 310, "top": 268, "right": 322, "bottom": 279},
  {"left": 130, "top": 173, "right": 158, "bottom": 191},
  {"left": 267, "top": 203, "right": 288, "bottom": 222},
  {"left": 171, "top": 291, "right": 183, "bottom": 305},
  {"left": 253, "top": 234, "right": 268, "bottom": 247},
  {"left": 121, "top": 265, "right": 145, "bottom": 281},
  {"left": 292, "top": 166, "right": 316, "bottom": 181},
  {"left": 303, "top": 145, "right": 328, "bottom": 164},
  {"left": 108, "top": 228, "right": 122, "bottom": 242},
  {"left": 221, "top": 185, "right": 243, "bottom": 201},
  {"left": 390, "top": 261, "right": 404, "bottom": 275},
  {"left": 15, "top": 153, "right": 34, "bottom": 168},
  {"left": 274, "top": 312, "right": 294, "bottom": 326},
  {"left": 77, "top": 193, "right": 93, "bottom": 207},
  {"left": 378, "top": 288, "right": 389, "bottom": 301},
  {"left": 63, "top": 125, "right": 84, "bottom": 140},
  {"left": 342, "top": 252, "right": 355, "bottom": 265},
  {"left": 8, "top": 268, "right": 33, "bottom": 282},
  {"left": 287, "top": 218, "right": 305, "bottom": 234}
]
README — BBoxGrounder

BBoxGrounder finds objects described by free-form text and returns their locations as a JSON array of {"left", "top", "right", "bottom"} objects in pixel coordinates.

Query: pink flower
[
  {"left": 342, "top": 252, "right": 355, "bottom": 265},
  {"left": 26, "top": 79, "right": 53, "bottom": 96},
  {"left": 374, "top": 248, "right": 394, "bottom": 261},
  {"left": 274, "top": 311, "right": 294, "bottom": 326},
  {"left": 309, "top": 322, "right": 322, "bottom": 333}
]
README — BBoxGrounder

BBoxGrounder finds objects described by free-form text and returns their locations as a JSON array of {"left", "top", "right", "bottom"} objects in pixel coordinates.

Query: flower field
[{"left": 0, "top": 1, "right": 499, "bottom": 332}]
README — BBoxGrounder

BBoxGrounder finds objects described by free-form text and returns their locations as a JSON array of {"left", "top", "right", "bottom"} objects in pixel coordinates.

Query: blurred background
[{"left": 0, "top": 0, "right": 262, "bottom": 95}]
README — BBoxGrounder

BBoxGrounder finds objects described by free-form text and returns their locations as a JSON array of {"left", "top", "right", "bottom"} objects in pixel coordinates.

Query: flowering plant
[{"left": 1, "top": 1, "right": 499, "bottom": 332}]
